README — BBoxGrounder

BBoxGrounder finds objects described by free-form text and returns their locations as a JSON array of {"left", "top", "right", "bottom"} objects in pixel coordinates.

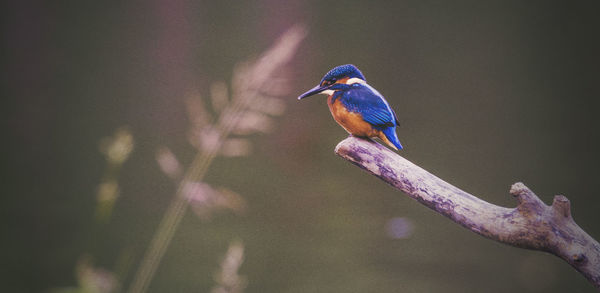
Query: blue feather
[
  {"left": 320, "top": 64, "right": 365, "bottom": 85},
  {"left": 336, "top": 84, "right": 396, "bottom": 129},
  {"left": 382, "top": 127, "right": 403, "bottom": 150}
]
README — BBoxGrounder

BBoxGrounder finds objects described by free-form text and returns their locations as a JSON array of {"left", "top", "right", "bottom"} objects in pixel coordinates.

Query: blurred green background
[{"left": 3, "top": 0, "right": 599, "bottom": 292}]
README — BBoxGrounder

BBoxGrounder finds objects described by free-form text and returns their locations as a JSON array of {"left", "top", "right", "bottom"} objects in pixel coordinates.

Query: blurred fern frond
[
  {"left": 127, "top": 25, "right": 307, "bottom": 293},
  {"left": 96, "top": 127, "right": 134, "bottom": 222},
  {"left": 210, "top": 241, "right": 246, "bottom": 293},
  {"left": 51, "top": 127, "right": 134, "bottom": 293}
]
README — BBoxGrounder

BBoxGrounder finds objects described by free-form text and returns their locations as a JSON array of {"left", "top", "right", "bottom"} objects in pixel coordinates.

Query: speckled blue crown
[{"left": 321, "top": 64, "right": 366, "bottom": 83}]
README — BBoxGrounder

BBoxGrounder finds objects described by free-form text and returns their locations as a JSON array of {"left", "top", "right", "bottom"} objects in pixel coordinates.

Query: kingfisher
[{"left": 298, "top": 64, "right": 403, "bottom": 150}]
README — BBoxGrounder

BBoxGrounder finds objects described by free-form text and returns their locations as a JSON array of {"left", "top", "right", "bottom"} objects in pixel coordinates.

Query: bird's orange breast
[{"left": 327, "top": 95, "right": 379, "bottom": 137}]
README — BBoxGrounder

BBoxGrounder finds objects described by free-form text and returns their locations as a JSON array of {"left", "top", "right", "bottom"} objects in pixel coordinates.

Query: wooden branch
[{"left": 335, "top": 136, "right": 600, "bottom": 289}]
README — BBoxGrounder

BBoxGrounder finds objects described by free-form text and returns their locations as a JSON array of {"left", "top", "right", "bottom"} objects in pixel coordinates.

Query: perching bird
[{"left": 298, "top": 64, "right": 403, "bottom": 150}]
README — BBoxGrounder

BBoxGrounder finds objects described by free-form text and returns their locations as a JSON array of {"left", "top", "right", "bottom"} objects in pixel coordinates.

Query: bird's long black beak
[{"left": 298, "top": 85, "right": 328, "bottom": 100}]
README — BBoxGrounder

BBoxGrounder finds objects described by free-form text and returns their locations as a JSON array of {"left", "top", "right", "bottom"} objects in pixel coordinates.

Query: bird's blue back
[{"left": 333, "top": 83, "right": 399, "bottom": 130}]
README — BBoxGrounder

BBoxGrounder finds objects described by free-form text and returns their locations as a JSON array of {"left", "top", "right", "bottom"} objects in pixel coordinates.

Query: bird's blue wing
[
  {"left": 338, "top": 84, "right": 396, "bottom": 128},
  {"left": 391, "top": 108, "right": 400, "bottom": 126}
]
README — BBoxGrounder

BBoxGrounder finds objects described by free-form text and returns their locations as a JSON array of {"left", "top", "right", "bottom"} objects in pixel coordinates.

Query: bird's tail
[{"left": 380, "top": 127, "right": 403, "bottom": 150}]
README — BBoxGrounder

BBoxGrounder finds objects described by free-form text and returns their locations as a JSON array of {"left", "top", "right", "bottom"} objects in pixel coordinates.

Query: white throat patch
[{"left": 346, "top": 77, "right": 366, "bottom": 85}]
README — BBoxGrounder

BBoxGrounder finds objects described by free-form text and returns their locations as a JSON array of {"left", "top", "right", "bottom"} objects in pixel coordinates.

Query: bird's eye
[{"left": 322, "top": 79, "right": 335, "bottom": 86}]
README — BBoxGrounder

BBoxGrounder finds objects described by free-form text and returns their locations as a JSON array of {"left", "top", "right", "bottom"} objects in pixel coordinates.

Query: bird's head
[{"left": 298, "top": 64, "right": 366, "bottom": 100}]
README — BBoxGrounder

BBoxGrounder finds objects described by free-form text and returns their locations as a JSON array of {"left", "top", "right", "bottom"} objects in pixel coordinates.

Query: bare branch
[{"left": 335, "top": 136, "right": 600, "bottom": 289}]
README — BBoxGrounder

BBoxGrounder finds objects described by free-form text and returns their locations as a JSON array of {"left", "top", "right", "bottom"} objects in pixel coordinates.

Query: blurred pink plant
[
  {"left": 129, "top": 25, "right": 307, "bottom": 293},
  {"left": 210, "top": 241, "right": 247, "bottom": 293}
]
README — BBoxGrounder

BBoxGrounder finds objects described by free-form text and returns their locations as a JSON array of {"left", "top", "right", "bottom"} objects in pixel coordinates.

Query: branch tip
[
  {"left": 509, "top": 182, "right": 527, "bottom": 196},
  {"left": 509, "top": 182, "right": 539, "bottom": 205},
  {"left": 552, "top": 195, "right": 572, "bottom": 219},
  {"left": 334, "top": 138, "right": 347, "bottom": 154}
]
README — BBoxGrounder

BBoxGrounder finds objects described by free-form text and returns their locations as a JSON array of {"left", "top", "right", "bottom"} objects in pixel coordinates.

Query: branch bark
[{"left": 335, "top": 136, "right": 600, "bottom": 289}]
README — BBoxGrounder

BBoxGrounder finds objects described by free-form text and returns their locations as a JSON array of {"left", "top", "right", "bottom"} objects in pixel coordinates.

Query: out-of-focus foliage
[
  {"left": 211, "top": 241, "right": 246, "bottom": 293},
  {"left": 52, "top": 256, "right": 120, "bottom": 293},
  {"left": 96, "top": 128, "right": 134, "bottom": 222},
  {"left": 127, "top": 26, "right": 304, "bottom": 293}
]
